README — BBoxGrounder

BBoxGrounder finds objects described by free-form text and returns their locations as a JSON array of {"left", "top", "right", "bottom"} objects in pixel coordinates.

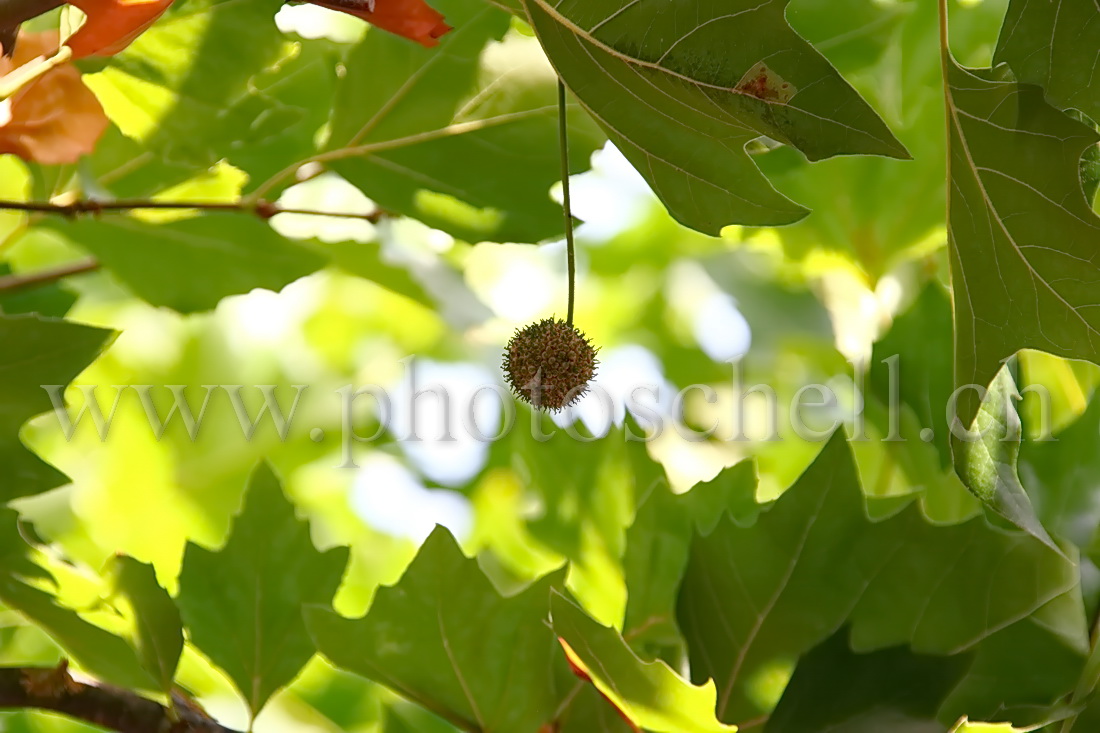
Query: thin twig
[
  {"left": 0, "top": 198, "right": 386, "bottom": 295},
  {"left": 0, "top": 258, "right": 99, "bottom": 294},
  {"left": 0, "top": 198, "right": 383, "bottom": 222},
  {"left": 557, "top": 79, "right": 576, "bottom": 326},
  {"left": 246, "top": 105, "right": 562, "bottom": 203}
]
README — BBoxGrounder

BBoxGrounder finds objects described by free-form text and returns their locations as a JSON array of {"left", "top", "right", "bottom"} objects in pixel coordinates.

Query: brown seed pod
[{"left": 502, "top": 318, "right": 598, "bottom": 411}]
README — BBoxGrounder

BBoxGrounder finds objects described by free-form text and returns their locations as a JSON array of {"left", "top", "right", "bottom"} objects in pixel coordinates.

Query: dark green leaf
[
  {"left": 870, "top": 283, "right": 955, "bottom": 468},
  {"left": 765, "top": 628, "right": 972, "bottom": 733},
  {"left": 942, "top": 588, "right": 1087, "bottom": 725},
  {"left": 44, "top": 215, "right": 327, "bottom": 313},
  {"left": 945, "top": 58, "right": 1100, "bottom": 430},
  {"left": 623, "top": 461, "right": 758, "bottom": 652},
  {"left": 520, "top": 0, "right": 908, "bottom": 233},
  {"left": 1019, "top": 395, "right": 1100, "bottom": 547},
  {"left": 306, "top": 526, "right": 564, "bottom": 733},
  {"left": 0, "top": 314, "right": 112, "bottom": 502},
  {"left": 757, "top": 0, "right": 1005, "bottom": 276},
  {"left": 0, "top": 264, "right": 77, "bottom": 318},
  {"left": 107, "top": 556, "right": 183, "bottom": 693},
  {"left": 677, "top": 434, "right": 1077, "bottom": 725},
  {"left": 177, "top": 463, "right": 349, "bottom": 717},
  {"left": 994, "top": 1, "right": 1100, "bottom": 122}
]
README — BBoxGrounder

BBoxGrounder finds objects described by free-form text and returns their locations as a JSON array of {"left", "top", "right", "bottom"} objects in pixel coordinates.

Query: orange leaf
[
  {"left": 0, "top": 30, "right": 108, "bottom": 163},
  {"left": 308, "top": 0, "right": 452, "bottom": 48},
  {"left": 65, "top": 0, "right": 175, "bottom": 58}
]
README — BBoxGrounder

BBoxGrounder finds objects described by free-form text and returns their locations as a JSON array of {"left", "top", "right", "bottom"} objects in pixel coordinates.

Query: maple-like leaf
[
  {"left": 65, "top": 0, "right": 175, "bottom": 58},
  {"left": 309, "top": 0, "right": 451, "bottom": 48},
  {"left": 0, "top": 30, "right": 108, "bottom": 163}
]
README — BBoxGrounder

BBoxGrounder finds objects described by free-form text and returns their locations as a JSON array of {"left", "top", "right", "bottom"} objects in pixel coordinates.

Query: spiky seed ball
[{"left": 503, "top": 318, "right": 598, "bottom": 411}]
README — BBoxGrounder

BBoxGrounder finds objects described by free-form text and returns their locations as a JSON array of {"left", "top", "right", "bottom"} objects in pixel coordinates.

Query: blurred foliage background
[{"left": 1, "top": 0, "right": 1099, "bottom": 730}]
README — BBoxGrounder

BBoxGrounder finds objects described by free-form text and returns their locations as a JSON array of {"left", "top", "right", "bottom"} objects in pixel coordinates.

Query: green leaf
[
  {"left": 765, "top": 628, "right": 972, "bottom": 733},
  {"left": 106, "top": 556, "right": 183, "bottom": 694},
  {"left": 519, "top": 0, "right": 909, "bottom": 233},
  {"left": 622, "top": 461, "right": 758, "bottom": 652},
  {"left": 220, "top": 40, "right": 340, "bottom": 186},
  {"left": 0, "top": 263, "right": 78, "bottom": 318},
  {"left": 677, "top": 433, "right": 1077, "bottom": 725},
  {"left": 306, "top": 526, "right": 565, "bottom": 733},
  {"left": 552, "top": 591, "right": 736, "bottom": 733},
  {"left": 324, "top": 241, "right": 434, "bottom": 308},
  {"left": 0, "top": 576, "right": 155, "bottom": 690},
  {"left": 945, "top": 58, "right": 1100, "bottom": 430},
  {"left": 941, "top": 587, "right": 1087, "bottom": 725},
  {"left": 949, "top": 720, "right": 1024, "bottom": 733},
  {"left": 0, "top": 509, "right": 50, "bottom": 583},
  {"left": 952, "top": 364, "right": 1058, "bottom": 552},
  {"left": 85, "top": 0, "right": 292, "bottom": 172},
  {"left": 485, "top": 412, "right": 640, "bottom": 624},
  {"left": 327, "top": 0, "right": 604, "bottom": 243},
  {"left": 1019, "top": 395, "right": 1100, "bottom": 547},
  {"left": 0, "top": 314, "right": 112, "bottom": 502},
  {"left": 755, "top": 0, "right": 1005, "bottom": 276},
  {"left": 869, "top": 284, "right": 955, "bottom": 468},
  {"left": 43, "top": 215, "right": 327, "bottom": 313},
  {"left": 994, "top": 0, "right": 1100, "bottom": 122},
  {"left": 177, "top": 463, "right": 349, "bottom": 717}
]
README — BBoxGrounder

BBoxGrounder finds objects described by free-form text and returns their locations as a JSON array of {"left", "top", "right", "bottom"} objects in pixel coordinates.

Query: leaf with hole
[{"left": 518, "top": 0, "right": 909, "bottom": 233}]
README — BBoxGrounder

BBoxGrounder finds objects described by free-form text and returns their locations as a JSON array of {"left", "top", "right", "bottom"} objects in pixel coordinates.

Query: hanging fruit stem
[{"left": 558, "top": 78, "right": 576, "bottom": 327}]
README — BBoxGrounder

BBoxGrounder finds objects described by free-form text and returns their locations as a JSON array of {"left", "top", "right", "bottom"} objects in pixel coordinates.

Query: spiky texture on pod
[{"left": 503, "top": 318, "right": 598, "bottom": 411}]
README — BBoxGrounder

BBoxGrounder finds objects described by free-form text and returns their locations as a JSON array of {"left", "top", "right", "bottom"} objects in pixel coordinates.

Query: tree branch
[
  {"left": 0, "top": 257, "right": 99, "bottom": 294},
  {"left": 0, "top": 663, "right": 241, "bottom": 733},
  {"left": 0, "top": 198, "right": 383, "bottom": 222},
  {"left": 0, "top": 197, "right": 387, "bottom": 295}
]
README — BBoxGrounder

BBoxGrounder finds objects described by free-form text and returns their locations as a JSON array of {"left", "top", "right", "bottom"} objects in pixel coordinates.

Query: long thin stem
[
  {"left": 0, "top": 46, "right": 72, "bottom": 100},
  {"left": 558, "top": 79, "right": 576, "bottom": 326}
]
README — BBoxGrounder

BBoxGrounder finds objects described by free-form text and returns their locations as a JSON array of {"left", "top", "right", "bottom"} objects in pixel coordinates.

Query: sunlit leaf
[
  {"left": 952, "top": 364, "right": 1058, "bottom": 551},
  {"left": 85, "top": 0, "right": 293, "bottom": 171},
  {"left": 552, "top": 591, "right": 735, "bottom": 733},
  {"left": 327, "top": 0, "right": 604, "bottom": 243},
  {"left": 0, "top": 575, "right": 156, "bottom": 690},
  {"left": 106, "top": 555, "right": 183, "bottom": 693}
]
